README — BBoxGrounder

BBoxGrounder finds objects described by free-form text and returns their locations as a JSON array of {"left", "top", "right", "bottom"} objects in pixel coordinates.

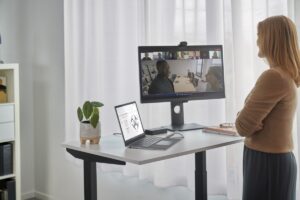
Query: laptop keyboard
[{"left": 131, "top": 136, "right": 162, "bottom": 147}]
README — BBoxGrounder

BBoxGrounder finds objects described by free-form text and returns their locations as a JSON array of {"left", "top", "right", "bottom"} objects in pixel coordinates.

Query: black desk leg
[
  {"left": 66, "top": 148, "right": 126, "bottom": 200},
  {"left": 195, "top": 151, "right": 207, "bottom": 200},
  {"left": 84, "top": 160, "right": 97, "bottom": 200}
]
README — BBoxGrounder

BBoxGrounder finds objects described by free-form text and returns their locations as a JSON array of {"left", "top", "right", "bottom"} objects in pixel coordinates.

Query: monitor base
[{"left": 163, "top": 123, "right": 206, "bottom": 131}]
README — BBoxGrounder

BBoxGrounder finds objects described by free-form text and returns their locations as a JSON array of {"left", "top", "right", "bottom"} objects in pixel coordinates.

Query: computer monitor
[{"left": 138, "top": 44, "right": 225, "bottom": 131}]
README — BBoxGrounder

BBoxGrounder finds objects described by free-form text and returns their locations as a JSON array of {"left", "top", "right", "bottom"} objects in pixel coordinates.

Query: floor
[
  {"left": 26, "top": 172, "right": 228, "bottom": 200},
  {"left": 99, "top": 172, "right": 228, "bottom": 200}
]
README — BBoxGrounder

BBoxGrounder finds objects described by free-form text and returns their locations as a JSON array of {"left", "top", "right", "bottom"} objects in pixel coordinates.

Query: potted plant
[{"left": 77, "top": 101, "right": 104, "bottom": 144}]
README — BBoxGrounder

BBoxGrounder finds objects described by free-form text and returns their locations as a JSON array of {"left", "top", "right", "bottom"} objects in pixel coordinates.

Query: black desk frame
[{"left": 66, "top": 148, "right": 207, "bottom": 200}]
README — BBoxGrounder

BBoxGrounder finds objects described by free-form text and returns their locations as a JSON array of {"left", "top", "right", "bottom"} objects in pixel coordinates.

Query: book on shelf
[
  {"left": 0, "top": 188, "right": 8, "bottom": 200},
  {"left": 203, "top": 123, "right": 239, "bottom": 136},
  {"left": 0, "top": 143, "right": 13, "bottom": 176},
  {"left": 0, "top": 179, "right": 15, "bottom": 200},
  {"left": 0, "top": 189, "right": 4, "bottom": 200},
  {"left": 6, "top": 180, "right": 15, "bottom": 200}
]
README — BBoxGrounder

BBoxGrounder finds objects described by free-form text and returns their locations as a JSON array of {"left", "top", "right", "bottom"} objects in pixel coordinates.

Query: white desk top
[{"left": 63, "top": 130, "right": 244, "bottom": 165}]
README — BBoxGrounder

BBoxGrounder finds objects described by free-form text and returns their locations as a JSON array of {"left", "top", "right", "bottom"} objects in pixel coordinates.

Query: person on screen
[
  {"left": 212, "top": 51, "right": 219, "bottom": 58},
  {"left": 235, "top": 16, "right": 299, "bottom": 200},
  {"left": 205, "top": 66, "right": 223, "bottom": 92},
  {"left": 142, "top": 53, "right": 152, "bottom": 61},
  {"left": 148, "top": 60, "right": 174, "bottom": 94}
]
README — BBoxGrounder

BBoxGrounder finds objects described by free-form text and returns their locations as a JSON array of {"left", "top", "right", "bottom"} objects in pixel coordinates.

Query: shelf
[
  {"left": 0, "top": 102, "right": 15, "bottom": 106},
  {"left": 0, "top": 64, "right": 20, "bottom": 199},
  {"left": 0, "top": 139, "right": 14, "bottom": 144},
  {"left": 0, "top": 174, "right": 15, "bottom": 181}
]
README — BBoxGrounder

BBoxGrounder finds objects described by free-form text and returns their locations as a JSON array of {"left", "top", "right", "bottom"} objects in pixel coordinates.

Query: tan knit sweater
[{"left": 235, "top": 67, "right": 297, "bottom": 153}]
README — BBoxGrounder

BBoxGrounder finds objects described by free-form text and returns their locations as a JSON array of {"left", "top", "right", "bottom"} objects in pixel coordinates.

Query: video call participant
[
  {"left": 148, "top": 60, "right": 174, "bottom": 94},
  {"left": 205, "top": 66, "right": 223, "bottom": 92},
  {"left": 142, "top": 52, "right": 152, "bottom": 61}
]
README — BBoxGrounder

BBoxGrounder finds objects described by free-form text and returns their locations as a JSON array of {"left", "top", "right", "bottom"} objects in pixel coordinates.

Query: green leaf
[
  {"left": 93, "top": 107, "right": 99, "bottom": 115},
  {"left": 77, "top": 107, "right": 83, "bottom": 122},
  {"left": 91, "top": 101, "right": 104, "bottom": 107},
  {"left": 91, "top": 112, "right": 99, "bottom": 128},
  {"left": 83, "top": 101, "right": 93, "bottom": 119}
]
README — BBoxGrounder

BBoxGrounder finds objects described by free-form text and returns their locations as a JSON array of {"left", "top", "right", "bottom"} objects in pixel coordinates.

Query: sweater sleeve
[{"left": 235, "top": 69, "right": 288, "bottom": 137}]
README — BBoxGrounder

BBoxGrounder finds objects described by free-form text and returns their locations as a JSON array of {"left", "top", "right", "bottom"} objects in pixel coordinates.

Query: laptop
[{"left": 115, "top": 101, "right": 182, "bottom": 150}]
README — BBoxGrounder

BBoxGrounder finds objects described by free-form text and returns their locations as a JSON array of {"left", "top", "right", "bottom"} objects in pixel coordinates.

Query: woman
[
  {"left": 205, "top": 66, "right": 223, "bottom": 92},
  {"left": 235, "top": 15, "right": 300, "bottom": 200}
]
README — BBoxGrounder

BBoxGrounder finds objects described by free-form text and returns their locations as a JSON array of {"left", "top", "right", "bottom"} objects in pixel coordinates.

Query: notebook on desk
[
  {"left": 202, "top": 123, "right": 238, "bottom": 136},
  {"left": 115, "top": 101, "right": 182, "bottom": 150}
]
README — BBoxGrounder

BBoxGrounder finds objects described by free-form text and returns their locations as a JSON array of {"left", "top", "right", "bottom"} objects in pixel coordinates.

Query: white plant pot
[{"left": 80, "top": 121, "right": 100, "bottom": 144}]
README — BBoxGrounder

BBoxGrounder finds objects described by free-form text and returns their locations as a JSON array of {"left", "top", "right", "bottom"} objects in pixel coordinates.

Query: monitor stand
[{"left": 162, "top": 101, "right": 206, "bottom": 131}]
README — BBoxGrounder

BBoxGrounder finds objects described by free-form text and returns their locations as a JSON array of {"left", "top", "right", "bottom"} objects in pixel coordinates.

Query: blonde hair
[{"left": 258, "top": 15, "right": 300, "bottom": 87}]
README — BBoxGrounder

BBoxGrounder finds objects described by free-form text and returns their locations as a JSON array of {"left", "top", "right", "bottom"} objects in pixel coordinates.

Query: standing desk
[{"left": 63, "top": 130, "right": 243, "bottom": 200}]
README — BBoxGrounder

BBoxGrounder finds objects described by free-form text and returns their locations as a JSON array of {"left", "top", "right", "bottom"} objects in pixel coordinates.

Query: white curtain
[{"left": 64, "top": 0, "right": 300, "bottom": 199}]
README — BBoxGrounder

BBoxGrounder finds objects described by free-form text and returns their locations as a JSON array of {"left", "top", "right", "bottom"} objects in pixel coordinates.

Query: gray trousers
[{"left": 243, "top": 146, "right": 297, "bottom": 200}]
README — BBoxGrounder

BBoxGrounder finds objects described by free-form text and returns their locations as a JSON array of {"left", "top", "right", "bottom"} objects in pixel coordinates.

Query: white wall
[
  {"left": 17, "top": 0, "right": 85, "bottom": 199},
  {"left": 0, "top": 0, "right": 35, "bottom": 197},
  {"left": 0, "top": 0, "right": 85, "bottom": 199}
]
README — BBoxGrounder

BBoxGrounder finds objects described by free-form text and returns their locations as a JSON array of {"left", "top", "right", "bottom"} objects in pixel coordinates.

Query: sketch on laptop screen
[{"left": 116, "top": 103, "right": 144, "bottom": 141}]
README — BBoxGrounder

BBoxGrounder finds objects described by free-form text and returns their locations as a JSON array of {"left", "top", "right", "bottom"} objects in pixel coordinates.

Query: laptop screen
[{"left": 115, "top": 102, "right": 144, "bottom": 141}]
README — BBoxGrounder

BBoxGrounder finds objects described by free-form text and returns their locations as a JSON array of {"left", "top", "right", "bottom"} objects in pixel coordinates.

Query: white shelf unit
[{"left": 0, "top": 64, "right": 20, "bottom": 200}]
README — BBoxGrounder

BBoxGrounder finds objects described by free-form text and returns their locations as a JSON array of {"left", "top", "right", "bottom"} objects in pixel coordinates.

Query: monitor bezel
[{"left": 138, "top": 45, "right": 226, "bottom": 103}]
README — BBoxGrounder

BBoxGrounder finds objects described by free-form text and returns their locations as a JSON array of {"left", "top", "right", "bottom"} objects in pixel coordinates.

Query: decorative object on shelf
[
  {"left": 0, "top": 34, "right": 3, "bottom": 64},
  {"left": 77, "top": 100, "right": 104, "bottom": 144},
  {"left": 0, "top": 76, "right": 7, "bottom": 103}
]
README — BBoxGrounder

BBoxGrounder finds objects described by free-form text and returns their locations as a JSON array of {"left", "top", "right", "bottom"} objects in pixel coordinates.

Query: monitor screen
[{"left": 138, "top": 45, "right": 225, "bottom": 103}]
